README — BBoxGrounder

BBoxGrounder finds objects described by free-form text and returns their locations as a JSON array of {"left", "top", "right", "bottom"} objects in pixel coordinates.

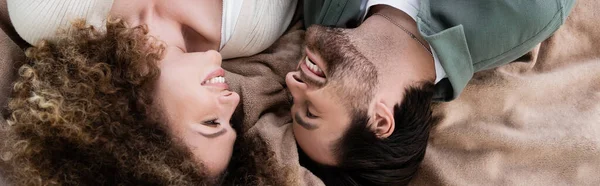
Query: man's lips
[
  {"left": 300, "top": 60, "right": 326, "bottom": 84},
  {"left": 296, "top": 48, "right": 327, "bottom": 85},
  {"left": 304, "top": 48, "right": 326, "bottom": 77},
  {"left": 303, "top": 57, "right": 325, "bottom": 77}
]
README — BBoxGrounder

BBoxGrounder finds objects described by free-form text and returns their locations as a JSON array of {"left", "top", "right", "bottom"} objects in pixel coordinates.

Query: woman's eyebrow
[
  {"left": 197, "top": 128, "right": 227, "bottom": 138},
  {"left": 294, "top": 112, "right": 318, "bottom": 130}
]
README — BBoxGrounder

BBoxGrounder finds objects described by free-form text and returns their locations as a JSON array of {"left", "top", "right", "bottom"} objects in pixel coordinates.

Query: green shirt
[{"left": 304, "top": 0, "right": 576, "bottom": 101}]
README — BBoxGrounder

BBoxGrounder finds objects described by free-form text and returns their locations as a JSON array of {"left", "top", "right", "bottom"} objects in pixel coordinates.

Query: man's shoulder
[
  {"left": 419, "top": 0, "right": 575, "bottom": 71},
  {"left": 303, "top": 0, "right": 368, "bottom": 28},
  {"left": 421, "top": 0, "right": 576, "bottom": 101}
]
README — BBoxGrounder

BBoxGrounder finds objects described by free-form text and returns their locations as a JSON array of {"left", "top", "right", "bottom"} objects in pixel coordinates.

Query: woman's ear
[{"left": 369, "top": 102, "right": 395, "bottom": 139}]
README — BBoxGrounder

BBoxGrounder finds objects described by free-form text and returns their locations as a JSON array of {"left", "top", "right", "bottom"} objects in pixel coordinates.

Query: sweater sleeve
[{"left": 7, "top": 0, "right": 114, "bottom": 45}]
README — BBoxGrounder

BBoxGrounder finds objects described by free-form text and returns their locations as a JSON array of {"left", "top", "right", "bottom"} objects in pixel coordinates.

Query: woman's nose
[
  {"left": 204, "top": 50, "right": 222, "bottom": 66},
  {"left": 219, "top": 91, "right": 240, "bottom": 107}
]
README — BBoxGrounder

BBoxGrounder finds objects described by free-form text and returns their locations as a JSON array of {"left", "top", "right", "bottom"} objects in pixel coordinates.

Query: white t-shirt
[{"left": 365, "top": 0, "right": 447, "bottom": 83}]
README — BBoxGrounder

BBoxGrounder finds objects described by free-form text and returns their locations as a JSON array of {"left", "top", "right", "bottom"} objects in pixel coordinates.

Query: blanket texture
[
  {"left": 0, "top": 0, "right": 25, "bottom": 184},
  {"left": 410, "top": 0, "right": 600, "bottom": 185},
  {"left": 223, "top": 22, "right": 324, "bottom": 186}
]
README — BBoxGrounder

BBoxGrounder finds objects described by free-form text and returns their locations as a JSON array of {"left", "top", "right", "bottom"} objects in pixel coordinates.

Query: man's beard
[{"left": 305, "top": 25, "right": 378, "bottom": 109}]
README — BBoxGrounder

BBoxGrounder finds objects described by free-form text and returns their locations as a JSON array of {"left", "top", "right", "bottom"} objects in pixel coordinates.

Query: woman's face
[
  {"left": 154, "top": 47, "right": 240, "bottom": 176},
  {"left": 111, "top": 0, "right": 237, "bottom": 176}
]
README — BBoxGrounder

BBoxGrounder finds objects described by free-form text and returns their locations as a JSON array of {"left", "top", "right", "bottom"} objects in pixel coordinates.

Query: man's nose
[{"left": 286, "top": 71, "right": 308, "bottom": 98}]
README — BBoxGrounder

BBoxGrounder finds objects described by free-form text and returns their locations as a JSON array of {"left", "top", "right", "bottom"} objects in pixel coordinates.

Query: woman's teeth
[
  {"left": 305, "top": 57, "right": 323, "bottom": 74},
  {"left": 203, "top": 76, "right": 225, "bottom": 85}
]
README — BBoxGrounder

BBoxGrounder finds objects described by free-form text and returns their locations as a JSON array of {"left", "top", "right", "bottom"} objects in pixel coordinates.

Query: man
[{"left": 287, "top": 0, "right": 576, "bottom": 185}]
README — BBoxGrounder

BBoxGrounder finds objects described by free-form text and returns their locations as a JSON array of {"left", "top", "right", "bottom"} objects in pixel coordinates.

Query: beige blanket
[
  {"left": 0, "top": 0, "right": 25, "bottom": 184},
  {"left": 223, "top": 23, "right": 325, "bottom": 186},
  {"left": 410, "top": 0, "right": 600, "bottom": 185}
]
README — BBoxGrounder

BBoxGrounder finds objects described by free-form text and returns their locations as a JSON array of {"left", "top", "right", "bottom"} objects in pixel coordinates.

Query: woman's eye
[
  {"left": 306, "top": 108, "right": 318, "bottom": 119},
  {"left": 203, "top": 119, "right": 221, "bottom": 126}
]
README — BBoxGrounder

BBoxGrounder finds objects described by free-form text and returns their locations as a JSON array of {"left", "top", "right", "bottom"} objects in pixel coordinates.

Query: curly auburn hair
[
  {"left": 0, "top": 18, "right": 216, "bottom": 185},
  {"left": 0, "top": 18, "right": 294, "bottom": 186}
]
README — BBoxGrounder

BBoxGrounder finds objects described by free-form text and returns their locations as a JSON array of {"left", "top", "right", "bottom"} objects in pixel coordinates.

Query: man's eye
[
  {"left": 306, "top": 108, "right": 318, "bottom": 119},
  {"left": 203, "top": 119, "right": 221, "bottom": 126}
]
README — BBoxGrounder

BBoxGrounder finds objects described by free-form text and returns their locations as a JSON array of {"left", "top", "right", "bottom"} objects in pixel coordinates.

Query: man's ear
[{"left": 370, "top": 102, "right": 395, "bottom": 139}]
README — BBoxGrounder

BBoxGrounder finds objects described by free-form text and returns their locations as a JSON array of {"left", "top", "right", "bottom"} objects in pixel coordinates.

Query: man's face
[{"left": 285, "top": 25, "right": 378, "bottom": 165}]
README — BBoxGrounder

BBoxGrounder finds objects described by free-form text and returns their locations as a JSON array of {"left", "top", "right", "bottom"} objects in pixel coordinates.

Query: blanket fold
[{"left": 223, "top": 22, "right": 325, "bottom": 186}]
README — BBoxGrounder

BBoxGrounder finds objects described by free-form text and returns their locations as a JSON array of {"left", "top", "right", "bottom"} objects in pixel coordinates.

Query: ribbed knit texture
[
  {"left": 7, "top": 0, "right": 114, "bottom": 45},
  {"left": 219, "top": 0, "right": 297, "bottom": 59}
]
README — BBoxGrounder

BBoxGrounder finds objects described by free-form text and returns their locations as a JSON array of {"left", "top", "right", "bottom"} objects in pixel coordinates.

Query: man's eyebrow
[{"left": 294, "top": 112, "right": 318, "bottom": 130}]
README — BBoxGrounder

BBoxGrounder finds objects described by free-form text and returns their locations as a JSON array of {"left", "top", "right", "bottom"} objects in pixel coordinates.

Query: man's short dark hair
[{"left": 300, "top": 82, "right": 436, "bottom": 186}]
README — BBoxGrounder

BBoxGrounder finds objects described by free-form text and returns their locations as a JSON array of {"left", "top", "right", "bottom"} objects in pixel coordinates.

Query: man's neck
[
  {"left": 359, "top": 5, "right": 436, "bottom": 108},
  {"left": 367, "top": 5, "right": 430, "bottom": 50}
]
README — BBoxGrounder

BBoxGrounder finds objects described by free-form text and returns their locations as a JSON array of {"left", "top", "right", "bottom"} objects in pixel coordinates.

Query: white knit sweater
[
  {"left": 7, "top": 0, "right": 297, "bottom": 59},
  {"left": 7, "top": 0, "right": 114, "bottom": 45}
]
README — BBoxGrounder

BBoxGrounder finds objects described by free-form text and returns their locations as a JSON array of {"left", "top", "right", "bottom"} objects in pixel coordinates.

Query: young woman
[
  {"left": 2, "top": 17, "right": 294, "bottom": 185},
  {"left": 3, "top": 0, "right": 298, "bottom": 185}
]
